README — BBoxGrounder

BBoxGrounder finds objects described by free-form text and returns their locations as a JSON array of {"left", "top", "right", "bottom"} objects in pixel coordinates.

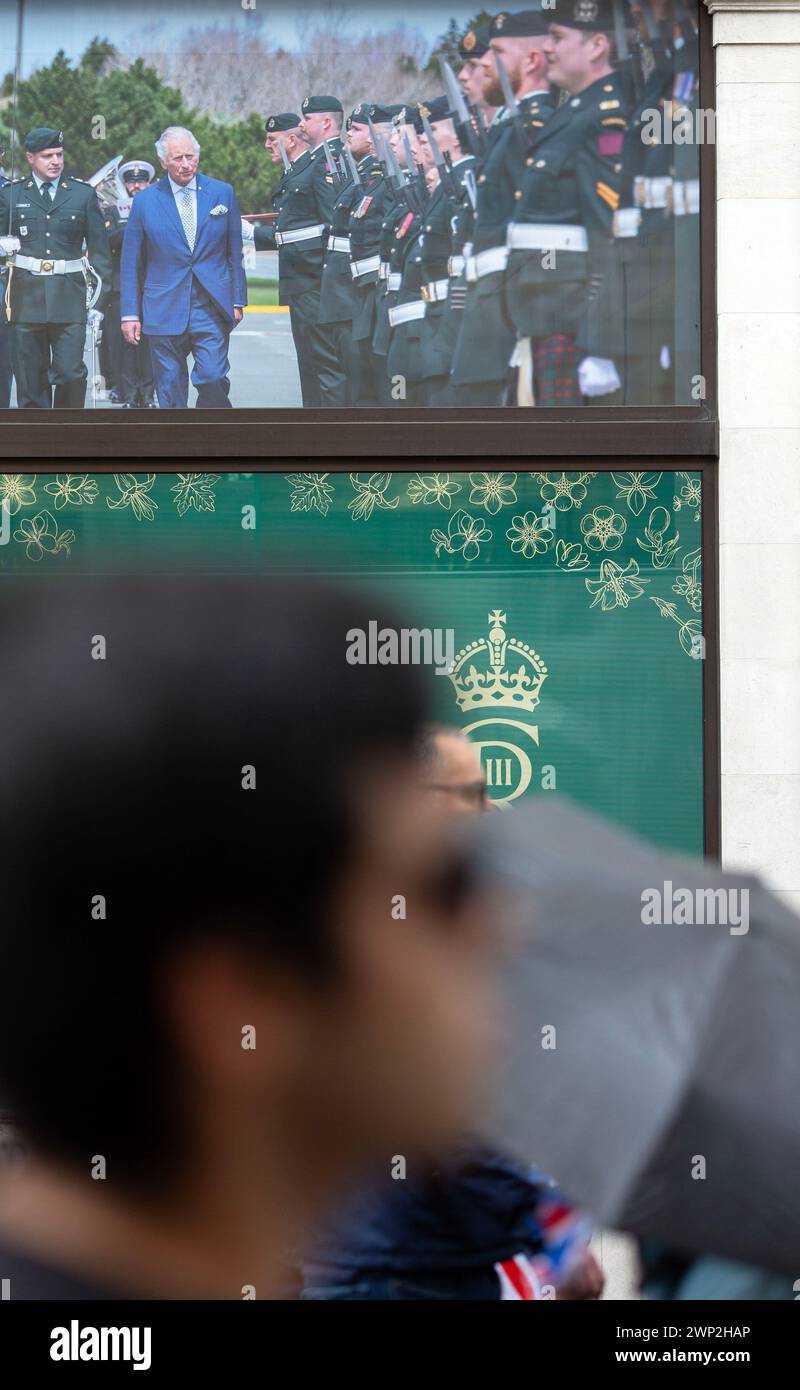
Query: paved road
[{"left": 9, "top": 304, "right": 303, "bottom": 409}]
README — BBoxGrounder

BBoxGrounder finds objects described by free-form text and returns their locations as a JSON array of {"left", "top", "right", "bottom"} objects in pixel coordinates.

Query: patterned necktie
[{"left": 178, "top": 184, "right": 196, "bottom": 251}]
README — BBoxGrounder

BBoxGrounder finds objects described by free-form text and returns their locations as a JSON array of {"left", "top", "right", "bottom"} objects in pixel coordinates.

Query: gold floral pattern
[
  {"left": 286, "top": 473, "right": 335, "bottom": 516},
  {"left": 106, "top": 474, "right": 158, "bottom": 521},
  {"left": 581, "top": 505, "right": 627, "bottom": 552},
  {"left": 636, "top": 506, "right": 681, "bottom": 569},
  {"left": 611, "top": 471, "right": 663, "bottom": 516},
  {"left": 432, "top": 510, "right": 492, "bottom": 562},
  {"left": 506, "top": 511, "right": 554, "bottom": 558},
  {"left": 586, "top": 558, "right": 649, "bottom": 610},
  {"left": 407, "top": 473, "right": 462, "bottom": 509},
  {"left": 673, "top": 471, "right": 702, "bottom": 522},
  {"left": 0, "top": 474, "right": 37, "bottom": 515},
  {"left": 348, "top": 473, "right": 400, "bottom": 521},
  {"left": 554, "top": 539, "right": 590, "bottom": 571},
  {"left": 468, "top": 472, "right": 517, "bottom": 515},
  {"left": 673, "top": 547, "right": 702, "bottom": 610},
  {"left": 651, "top": 597, "right": 703, "bottom": 658},
  {"left": 44, "top": 475, "right": 99, "bottom": 510},
  {"left": 171, "top": 473, "right": 221, "bottom": 516},
  {"left": 13, "top": 509, "right": 75, "bottom": 561},
  {"left": 533, "top": 471, "right": 596, "bottom": 512}
]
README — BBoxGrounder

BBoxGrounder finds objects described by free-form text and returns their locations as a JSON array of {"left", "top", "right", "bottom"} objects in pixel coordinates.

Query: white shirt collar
[{"left": 168, "top": 174, "right": 197, "bottom": 195}]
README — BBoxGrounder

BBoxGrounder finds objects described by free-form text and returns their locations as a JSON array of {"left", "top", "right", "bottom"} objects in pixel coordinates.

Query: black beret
[
  {"left": 413, "top": 97, "right": 453, "bottom": 133},
  {"left": 489, "top": 10, "right": 552, "bottom": 38},
  {"left": 301, "top": 95, "right": 343, "bottom": 115},
  {"left": 265, "top": 112, "right": 301, "bottom": 133},
  {"left": 369, "top": 103, "right": 400, "bottom": 124},
  {"left": 25, "top": 127, "right": 63, "bottom": 153},
  {"left": 546, "top": 0, "right": 617, "bottom": 30},
  {"left": 459, "top": 23, "right": 491, "bottom": 60}
]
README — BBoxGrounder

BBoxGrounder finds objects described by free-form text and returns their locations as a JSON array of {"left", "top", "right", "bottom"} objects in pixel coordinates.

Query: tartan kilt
[{"left": 533, "top": 333, "right": 580, "bottom": 406}]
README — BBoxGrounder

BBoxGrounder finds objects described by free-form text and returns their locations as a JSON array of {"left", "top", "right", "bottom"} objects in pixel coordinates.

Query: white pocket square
[{"left": 210, "top": 204, "right": 228, "bottom": 216}]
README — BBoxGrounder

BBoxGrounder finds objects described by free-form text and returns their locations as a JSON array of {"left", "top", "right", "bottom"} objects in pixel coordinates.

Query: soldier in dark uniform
[
  {"left": 272, "top": 95, "right": 345, "bottom": 407},
  {"left": 0, "top": 145, "right": 13, "bottom": 408},
  {"left": 669, "top": 0, "right": 701, "bottom": 403},
  {"left": 406, "top": 99, "right": 478, "bottom": 407},
  {"left": 348, "top": 104, "right": 402, "bottom": 406},
  {"left": 245, "top": 112, "right": 305, "bottom": 255},
  {"left": 318, "top": 104, "right": 381, "bottom": 406},
  {"left": 385, "top": 102, "right": 442, "bottom": 407},
  {"left": 372, "top": 107, "right": 425, "bottom": 402},
  {"left": 503, "top": 0, "right": 631, "bottom": 406},
  {"left": 606, "top": 0, "right": 692, "bottom": 404},
  {"left": 115, "top": 162, "right": 156, "bottom": 407},
  {"left": 0, "top": 127, "right": 112, "bottom": 409},
  {"left": 450, "top": 11, "right": 557, "bottom": 406}
]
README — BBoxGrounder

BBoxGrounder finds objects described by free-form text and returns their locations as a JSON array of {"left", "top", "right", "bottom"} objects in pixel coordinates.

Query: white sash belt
[
  {"left": 673, "top": 179, "right": 700, "bottom": 216},
  {"left": 389, "top": 299, "right": 426, "bottom": 326},
  {"left": 475, "top": 246, "right": 509, "bottom": 278},
  {"left": 275, "top": 223, "right": 325, "bottom": 246},
  {"left": 351, "top": 254, "right": 381, "bottom": 279},
  {"left": 12, "top": 254, "right": 87, "bottom": 274},
  {"left": 422, "top": 278, "right": 449, "bottom": 303},
  {"left": 327, "top": 235, "right": 351, "bottom": 252},
  {"left": 506, "top": 223, "right": 588, "bottom": 253}
]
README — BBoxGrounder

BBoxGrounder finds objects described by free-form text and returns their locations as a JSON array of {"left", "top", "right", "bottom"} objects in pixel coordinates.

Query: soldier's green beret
[
  {"left": 301, "top": 95, "right": 343, "bottom": 115},
  {"left": 346, "top": 103, "right": 371, "bottom": 129},
  {"left": 459, "top": 23, "right": 491, "bottom": 60},
  {"left": 265, "top": 112, "right": 301, "bottom": 133},
  {"left": 544, "top": 0, "right": 616, "bottom": 30},
  {"left": 490, "top": 10, "right": 551, "bottom": 39},
  {"left": 25, "top": 127, "right": 64, "bottom": 153}
]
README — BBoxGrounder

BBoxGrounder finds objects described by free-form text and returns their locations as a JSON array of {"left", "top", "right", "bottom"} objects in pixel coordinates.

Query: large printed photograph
[{"left": 0, "top": 0, "right": 701, "bottom": 410}]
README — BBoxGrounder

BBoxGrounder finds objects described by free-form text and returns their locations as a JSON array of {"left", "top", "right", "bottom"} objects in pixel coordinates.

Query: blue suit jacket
[{"left": 120, "top": 173, "right": 247, "bottom": 334}]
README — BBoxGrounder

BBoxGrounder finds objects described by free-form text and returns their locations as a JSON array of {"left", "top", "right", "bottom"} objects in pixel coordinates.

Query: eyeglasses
[{"left": 422, "top": 781, "right": 489, "bottom": 810}]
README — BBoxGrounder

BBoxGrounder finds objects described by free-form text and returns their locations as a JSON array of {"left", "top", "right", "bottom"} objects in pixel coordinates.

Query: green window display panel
[{"left": 0, "top": 469, "right": 704, "bottom": 854}]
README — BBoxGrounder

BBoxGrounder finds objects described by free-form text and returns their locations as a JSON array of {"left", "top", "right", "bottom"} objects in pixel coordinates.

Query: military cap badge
[
  {"left": 574, "top": 0, "right": 599, "bottom": 21},
  {"left": 495, "top": 13, "right": 506, "bottom": 29},
  {"left": 463, "top": 29, "right": 476, "bottom": 52},
  {"left": 417, "top": 103, "right": 430, "bottom": 120}
]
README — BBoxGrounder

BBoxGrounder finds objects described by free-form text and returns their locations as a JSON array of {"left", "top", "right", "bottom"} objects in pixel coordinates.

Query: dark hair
[{"left": 0, "top": 577, "right": 428, "bottom": 1193}]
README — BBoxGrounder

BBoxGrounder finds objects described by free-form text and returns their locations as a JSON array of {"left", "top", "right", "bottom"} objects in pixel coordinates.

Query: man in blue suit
[{"left": 121, "top": 126, "right": 246, "bottom": 408}]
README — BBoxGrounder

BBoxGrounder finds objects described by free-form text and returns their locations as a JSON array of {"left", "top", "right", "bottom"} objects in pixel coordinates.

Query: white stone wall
[{"left": 707, "top": 0, "right": 800, "bottom": 912}]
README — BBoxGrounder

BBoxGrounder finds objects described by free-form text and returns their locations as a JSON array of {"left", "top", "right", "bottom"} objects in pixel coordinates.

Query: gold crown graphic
[{"left": 448, "top": 610, "right": 548, "bottom": 714}]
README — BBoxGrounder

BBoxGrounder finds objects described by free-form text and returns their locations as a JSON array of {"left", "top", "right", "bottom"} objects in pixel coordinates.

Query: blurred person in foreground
[
  {"left": 0, "top": 580, "right": 495, "bottom": 1299},
  {"left": 300, "top": 725, "right": 603, "bottom": 1301}
]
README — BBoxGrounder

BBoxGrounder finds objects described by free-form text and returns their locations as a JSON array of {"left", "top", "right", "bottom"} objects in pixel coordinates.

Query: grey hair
[{"left": 155, "top": 126, "right": 200, "bottom": 161}]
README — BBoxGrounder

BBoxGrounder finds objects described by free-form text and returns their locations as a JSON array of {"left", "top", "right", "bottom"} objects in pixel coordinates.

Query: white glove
[
  {"left": 578, "top": 356, "right": 622, "bottom": 398},
  {"left": 241, "top": 218, "right": 255, "bottom": 244},
  {"left": 0, "top": 235, "right": 21, "bottom": 256}
]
